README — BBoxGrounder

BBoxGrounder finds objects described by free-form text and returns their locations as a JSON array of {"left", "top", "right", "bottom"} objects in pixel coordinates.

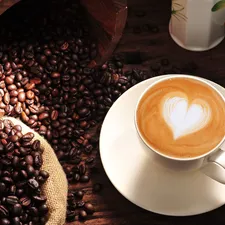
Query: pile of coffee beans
[
  {"left": 0, "top": 0, "right": 199, "bottom": 223},
  {"left": 0, "top": 0, "right": 153, "bottom": 222},
  {"left": 0, "top": 119, "right": 49, "bottom": 225}
]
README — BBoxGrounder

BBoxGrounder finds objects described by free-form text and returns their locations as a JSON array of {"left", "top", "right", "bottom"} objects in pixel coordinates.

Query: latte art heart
[
  {"left": 137, "top": 77, "right": 225, "bottom": 158},
  {"left": 163, "top": 96, "right": 211, "bottom": 140}
]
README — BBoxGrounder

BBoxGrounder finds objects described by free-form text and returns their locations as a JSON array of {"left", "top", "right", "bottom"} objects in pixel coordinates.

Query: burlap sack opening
[{"left": 3, "top": 116, "right": 68, "bottom": 225}]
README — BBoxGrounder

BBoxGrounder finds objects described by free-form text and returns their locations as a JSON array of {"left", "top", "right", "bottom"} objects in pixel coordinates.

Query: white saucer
[{"left": 100, "top": 75, "right": 225, "bottom": 216}]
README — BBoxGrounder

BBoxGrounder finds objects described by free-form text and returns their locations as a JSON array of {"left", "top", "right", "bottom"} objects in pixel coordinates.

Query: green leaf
[{"left": 212, "top": 0, "right": 225, "bottom": 12}]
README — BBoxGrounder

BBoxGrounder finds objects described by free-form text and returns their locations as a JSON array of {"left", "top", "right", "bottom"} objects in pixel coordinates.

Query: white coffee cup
[{"left": 135, "top": 74, "right": 225, "bottom": 184}]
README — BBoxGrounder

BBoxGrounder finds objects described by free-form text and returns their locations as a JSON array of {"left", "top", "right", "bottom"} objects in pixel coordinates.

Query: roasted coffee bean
[
  {"left": 74, "top": 173, "right": 80, "bottom": 182},
  {"left": 29, "top": 206, "right": 39, "bottom": 216},
  {"left": 24, "top": 82, "right": 35, "bottom": 90},
  {"left": 77, "top": 201, "right": 85, "bottom": 208},
  {"left": 12, "top": 171, "right": 20, "bottom": 182},
  {"left": 28, "top": 104, "right": 39, "bottom": 114},
  {"left": 51, "top": 72, "right": 60, "bottom": 78},
  {"left": 9, "top": 185, "right": 16, "bottom": 195},
  {"left": 38, "top": 204, "right": 49, "bottom": 215},
  {"left": 20, "top": 213, "right": 28, "bottom": 223},
  {"left": 66, "top": 210, "right": 76, "bottom": 222},
  {"left": 6, "top": 196, "right": 19, "bottom": 205},
  {"left": 5, "top": 77, "right": 14, "bottom": 85},
  {"left": 0, "top": 182, "right": 6, "bottom": 193},
  {"left": 74, "top": 190, "right": 84, "bottom": 199},
  {"left": 12, "top": 204, "right": 22, "bottom": 216},
  {"left": 77, "top": 108, "right": 90, "bottom": 117},
  {"left": 10, "top": 135, "right": 19, "bottom": 143},
  {"left": 18, "top": 92, "right": 26, "bottom": 102},
  {"left": 26, "top": 90, "right": 35, "bottom": 99},
  {"left": 1, "top": 218, "right": 10, "bottom": 225},
  {"left": 12, "top": 156, "right": 20, "bottom": 167},
  {"left": 0, "top": 205, "right": 9, "bottom": 217},
  {"left": 10, "top": 97, "right": 18, "bottom": 105},
  {"left": 0, "top": 121, "right": 4, "bottom": 130},
  {"left": 79, "top": 210, "right": 87, "bottom": 219},
  {"left": 39, "top": 112, "right": 49, "bottom": 120},
  {"left": 25, "top": 155, "right": 34, "bottom": 165},
  {"left": 32, "top": 140, "right": 40, "bottom": 151},
  {"left": 19, "top": 147, "right": 30, "bottom": 156},
  {"left": 22, "top": 132, "right": 34, "bottom": 142},
  {"left": 39, "top": 170, "right": 49, "bottom": 179},
  {"left": 51, "top": 110, "right": 58, "bottom": 120},
  {"left": 20, "top": 197, "right": 31, "bottom": 207},
  {"left": 33, "top": 195, "right": 47, "bottom": 203},
  {"left": 80, "top": 175, "right": 90, "bottom": 183},
  {"left": 12, "top": 217, "right": 20, "bottom": 225},
  {"left": 28, "top": 178, "right": 39, "bottom": 189},
  {"left": 26, "top": 98, "right": 34, "bottom": 105},
  {"left": 0, "top": 102, "right": 6, "bottom": 109},
  {"left": 8, "top": 84, "right": 17, "bottom": 91},
  {"left": 10, "top": 90, "right": 18, "bottom": 97},
  {"left": 21, "top": 170, "right": 28, "bottom": 179},
  {"left": 27, "top": 165, "right": 35, "bottom": 176},
  {"left": 86, "top": 157, "right": 94, "bottom": 164},
  {"left": 15, "top": 102, "right": 22, "bottom": 114},
  {"left": 3, "top": 92, "right": 10, "bottom": 104},
  {"left": 79, "top": 164, "right": 86, "bottom": 175},
  {"left": 5, "top": 141, "right": 14, "bottom": 151},
  {"left": 21, "top": 112, "right": 29, "bottom": 123},
  {"left": 34, "top": 153, "right": 42, "bottom": 168},
  {"left": 84, "top": 203, "right": 94, "bottom": 214}
]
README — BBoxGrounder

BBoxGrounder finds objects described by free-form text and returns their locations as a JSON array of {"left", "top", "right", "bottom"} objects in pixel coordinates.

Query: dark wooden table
[{"left": 69, "top": 0, "right": 225, "bottom": 224}]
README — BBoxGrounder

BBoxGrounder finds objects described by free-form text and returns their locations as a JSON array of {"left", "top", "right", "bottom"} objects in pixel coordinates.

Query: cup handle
[{"left": 200, "top": 144, "right": 225, "bottom": 184}]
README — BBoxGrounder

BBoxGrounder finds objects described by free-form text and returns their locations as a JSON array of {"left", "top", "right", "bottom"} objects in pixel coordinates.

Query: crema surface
[{"left": 136, "top": 77, "right": 225, "bottom": 158}]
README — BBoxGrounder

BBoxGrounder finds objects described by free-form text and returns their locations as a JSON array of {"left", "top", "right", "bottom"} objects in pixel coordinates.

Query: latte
[{"left": 136, "top": 77, "right": 225, "bottom": 158}]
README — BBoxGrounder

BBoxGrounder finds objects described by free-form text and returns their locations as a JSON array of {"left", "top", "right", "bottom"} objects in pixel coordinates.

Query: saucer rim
[{"left": 99, "top": 75, "right": 225, "bottom": 216}]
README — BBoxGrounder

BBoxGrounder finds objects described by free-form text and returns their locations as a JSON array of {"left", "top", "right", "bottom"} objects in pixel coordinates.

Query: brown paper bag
[{"left": 3, "top": 116, "right": 68, "bottom": 225}]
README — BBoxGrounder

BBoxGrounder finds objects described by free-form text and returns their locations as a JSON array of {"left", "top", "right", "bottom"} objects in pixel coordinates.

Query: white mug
[
  {"left": 135, "top": 74, "right": 225, "bottom": 184},
  {"left": 169, "top": 0, "right": 225, "bottom": 51}
]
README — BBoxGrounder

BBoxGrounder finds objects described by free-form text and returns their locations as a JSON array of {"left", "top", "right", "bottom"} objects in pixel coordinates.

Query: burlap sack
[{"left": 3, "top": 116, "right": 68, "bottom": 225}]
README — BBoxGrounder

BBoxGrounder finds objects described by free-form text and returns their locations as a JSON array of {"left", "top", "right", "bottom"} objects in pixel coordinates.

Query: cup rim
[{"left": 134, "top": 74, "right": 225, "bottom": 161}]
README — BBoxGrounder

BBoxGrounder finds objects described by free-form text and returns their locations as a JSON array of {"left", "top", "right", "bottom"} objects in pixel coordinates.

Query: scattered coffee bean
[
  {"left": 79, "top": 210, "right": 87, "bottom": 219},
  {"left": 80, "top": 175, "right": 90, "bottom": 183},
  {"left": 84, "top": 203, "right": 94, "bottom": 214},
  {"left": 74, "top": 190, "right": 84, "bottom": 199}
]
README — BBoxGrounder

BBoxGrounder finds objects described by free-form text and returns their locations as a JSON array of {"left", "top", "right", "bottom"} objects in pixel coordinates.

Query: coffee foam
[
  {"left": 136, "top": 78, "right": 225, "bottom": 158},
  {"left": 162, "top": 93, "right": 211, "bottom": 140}
]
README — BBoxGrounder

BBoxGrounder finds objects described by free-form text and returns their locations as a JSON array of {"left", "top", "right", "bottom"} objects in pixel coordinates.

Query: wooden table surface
[{"left": 69, "top": 0, "right": 225, "bottom": 224}]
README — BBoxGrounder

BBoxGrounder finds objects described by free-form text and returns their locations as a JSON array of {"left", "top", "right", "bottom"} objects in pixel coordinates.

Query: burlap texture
[{"left": 3, "top": 116, "right": 68, "bottom": 225}]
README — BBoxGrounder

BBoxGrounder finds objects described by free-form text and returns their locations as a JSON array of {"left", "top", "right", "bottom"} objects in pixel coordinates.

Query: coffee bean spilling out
[
  {"left": 66, "top": 189, "right": 94, "bottom": 222},
  {"left": 0, "top": 0, "right": 199, "bottom": 222},
  {"left": 0, "top": 119, "right": 49, "bottom": 225}
]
